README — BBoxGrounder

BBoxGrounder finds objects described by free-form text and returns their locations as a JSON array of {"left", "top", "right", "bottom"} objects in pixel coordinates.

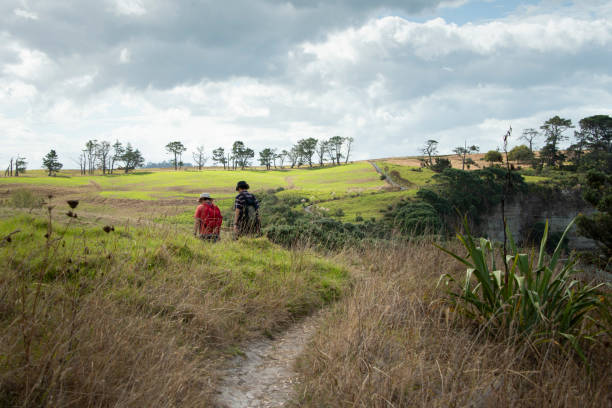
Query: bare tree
[
  {"left": 192, "top": 146, "right": 207, "bottom": 171},
  {"left": 453, "top": 142, "right": 479, "bottom": 170},
  {"left": 344, "top": 136, "right": 354, "bottom": 164},
  {"left": 520, "top": 128, "right": 539, "bottom": 153}
]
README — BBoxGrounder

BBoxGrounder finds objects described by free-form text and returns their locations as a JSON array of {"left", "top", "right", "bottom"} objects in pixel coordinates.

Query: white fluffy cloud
[{"left": 0, "top": 0, "right": 611, "bottom": 167}]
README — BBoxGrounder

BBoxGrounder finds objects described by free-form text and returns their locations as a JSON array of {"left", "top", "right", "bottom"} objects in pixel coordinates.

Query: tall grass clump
[{"left": 437, "top": 218, "right": 611, "bottom": 359}]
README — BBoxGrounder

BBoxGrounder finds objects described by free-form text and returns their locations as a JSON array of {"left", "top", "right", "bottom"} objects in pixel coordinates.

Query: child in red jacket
[{"left": 194, "top": 193, "right": 223, "bottom": 241}]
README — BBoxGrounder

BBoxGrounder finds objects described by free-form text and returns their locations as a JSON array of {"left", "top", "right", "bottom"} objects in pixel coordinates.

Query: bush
[
  {"left": 390, "top": 201, "right": 443, "bottom": 236},
  {"left": 430, "top": 157, "right": 452, "bottom": 173},
  {"left": 438, "top": 218, "right": 611, "bottom": 360},
  {"left": 380, "top": 174, "right": 386, "bottom": 180},
  {"left": 417, "top": 167, "right": 527, "bottom": 224}
]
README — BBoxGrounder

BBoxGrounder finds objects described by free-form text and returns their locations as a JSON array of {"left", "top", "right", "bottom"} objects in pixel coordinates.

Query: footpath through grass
[{"left": 0, "top": 205, "right": 349, "bottom": 407}]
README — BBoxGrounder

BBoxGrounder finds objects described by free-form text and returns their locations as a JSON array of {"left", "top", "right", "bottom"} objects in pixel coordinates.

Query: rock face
[{"left": 480, "top": 189, "right": 598, "bottom": 250}]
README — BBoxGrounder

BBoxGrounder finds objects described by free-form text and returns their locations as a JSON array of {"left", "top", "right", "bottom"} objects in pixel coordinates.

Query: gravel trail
[{"left": 215, "top": 315, "right": 319, "bottom": 408}]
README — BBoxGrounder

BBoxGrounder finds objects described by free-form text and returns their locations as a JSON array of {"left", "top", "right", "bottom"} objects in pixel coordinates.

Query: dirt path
[
  {"left": 368, "top": 161, "right": 407, "bottom": 190},
  {"left": 215, "top": 314, "right": 319, "bottom": 408}
]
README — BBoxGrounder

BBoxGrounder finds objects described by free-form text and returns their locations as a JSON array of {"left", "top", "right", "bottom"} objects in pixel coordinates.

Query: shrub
[
  {"left": 484, "top": 150, "right": 503, "bottom": 164},
  {"left": 508, "top": 145, "right": 534, "bottom": 164},
  {"left": 430, "top": 157, "right": 452, "bottom": 173},
  {"left": 379, "top": 174, "right": 386, "bottom": 180},
  {"left": 390, "top": 201, "right": 443, "bottom": 236},
  {"left": 438, "top": 218, "right": 611, "bottom": 360}
]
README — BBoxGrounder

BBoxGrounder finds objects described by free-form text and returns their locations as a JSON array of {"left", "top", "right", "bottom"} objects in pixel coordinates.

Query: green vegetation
[
  {"left": 576, "top": 170, "right": 612, "bottom": 260},
  {"left": 438, "top": 219, "right": 610, "bottom": 360},
  {"left": 376, "top": 161, "right": 435, "bottom": 187}
]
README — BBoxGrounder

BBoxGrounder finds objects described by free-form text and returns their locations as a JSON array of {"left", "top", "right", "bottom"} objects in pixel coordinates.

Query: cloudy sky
[{"left": 1, "top": 0, "right": 611, "bottom": 168}]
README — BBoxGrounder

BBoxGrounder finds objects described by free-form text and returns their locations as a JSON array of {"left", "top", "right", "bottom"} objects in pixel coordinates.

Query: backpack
[{"left": 239, "top": 193, "right": 260, "bottom": 233}]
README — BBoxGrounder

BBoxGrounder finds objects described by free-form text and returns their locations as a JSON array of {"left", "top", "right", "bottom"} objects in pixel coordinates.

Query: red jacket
[{"left": 195, "top": 202, "right": 223, "bottom": 235}]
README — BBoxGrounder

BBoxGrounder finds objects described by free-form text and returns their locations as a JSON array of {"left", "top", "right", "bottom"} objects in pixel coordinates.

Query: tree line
[
  {"left": 419, "top": 114, "right": 611, "bottom": 172},
  {"left": 166, "top": 135, "right": 354, "bottom": 171}
]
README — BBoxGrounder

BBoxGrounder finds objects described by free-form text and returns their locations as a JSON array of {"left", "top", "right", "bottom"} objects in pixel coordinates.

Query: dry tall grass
[{"left": 295, "top": 239, "right": 612, "bottom": 407}]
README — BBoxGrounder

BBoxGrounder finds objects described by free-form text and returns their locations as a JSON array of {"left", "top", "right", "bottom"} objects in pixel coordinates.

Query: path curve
[
  {"left": 215, "top": 314, "right": 319, "bottom": 407},
  {"left": 368, "top": 161, "right": 407, "bottom": 190}
]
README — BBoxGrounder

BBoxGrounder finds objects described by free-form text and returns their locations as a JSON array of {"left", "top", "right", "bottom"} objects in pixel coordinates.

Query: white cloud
[
  {"left": 2, "top": 46, "right": 56, "bottom": 80},
  {"left": 14, "top": 8, "right": 38, "bottom": 20},
  {"left": 119, "top": 48, "right": 131, "bottom": 63},
  {"left": 110, "top": 0, "right": 147, "bottom": 16}
]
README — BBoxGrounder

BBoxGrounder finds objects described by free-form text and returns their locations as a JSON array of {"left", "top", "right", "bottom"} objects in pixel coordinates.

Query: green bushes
[
  {"left": 438, "top": 218, "right": 611, "bottom": 359},
  {"left": 389, "top": 201, "right": 443, "bottom": 235},
  {"left": 418, "top": 167, "right": 527, "bottom": 224}
]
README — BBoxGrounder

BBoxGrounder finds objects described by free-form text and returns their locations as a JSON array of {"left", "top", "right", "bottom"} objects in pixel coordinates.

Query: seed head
[
  {"left": 103, "top": 225, "right": 114, "bottom": 233},
  {"left": 67, "top": 200, "right": 79, "bottom": 209}
]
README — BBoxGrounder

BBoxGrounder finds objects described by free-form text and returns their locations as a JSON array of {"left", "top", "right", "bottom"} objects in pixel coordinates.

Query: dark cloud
[{"left": 1, "top": 0, "right": 445, "bottom": 90}]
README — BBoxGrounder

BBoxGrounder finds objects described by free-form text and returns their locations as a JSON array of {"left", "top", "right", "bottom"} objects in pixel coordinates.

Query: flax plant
[{"left": 437, "top": 217, "right": 611, "bottom": 359}]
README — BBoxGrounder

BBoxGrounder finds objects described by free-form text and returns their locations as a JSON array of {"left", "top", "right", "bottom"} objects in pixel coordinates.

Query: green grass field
[
  {"left": 375, "top": 161, "right": 436, "bottom": 187},
  {"left": 0, "top": 162, "right": 398, "bottom": 221},
  {"left": 0, "top": 161, "right": 551, "bottom": 224}
]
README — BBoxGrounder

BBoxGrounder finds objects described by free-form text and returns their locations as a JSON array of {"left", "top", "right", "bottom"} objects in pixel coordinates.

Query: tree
[
  {"left": 567, "top": 131, "right": 589, "bottom": 167},
  {"left": 84, "top": 140, "right": 98, "bottom": 174},
  {"left": 110, "top": 140, "right": 124, "bottom": 174},
  {"left": 421, "top": 140, "right": 438, "bottom": 167},
  {"left": 579, "top": 114, "right": 612, "bottom": 153},
  {"left": 288, "top": 146, "right": 300, "bottom": 168},
  {"left": 430, "top": 157, "right": 452, "bottom": 173},
  {"left": 212, "top": 147, "right": 226, "bottom": 169},
  {"left": 328, "top": 136, "right": 344, "bottom": 165},
  {"left": 315, "top": 140, "right": 329, "bottom": 166},
  {"left": 5, "top": 158, "right": 13, "bottom": 177},
  {"left": 231, "top": 141, "right": 245, "bottom": 170},
  {"left": 540, "top": 116, "right": 573, "bottom": 167},
  {"left": 14, "top": 156, "right": 26, "bottom": 176},
  {"left": 297, "top": 138, "right": 318, "bottom": 167},
  {"left": 97, "top": 141, "right": 111, "bottom": 174},
  {"left": 165, "top": 141, "right": 187, "bottom": 170},
  {"left": 43, "top": 150, "right": 63, "bottom": 176},
  {"left": 192, "top": 146, "right": 207, "bottom": 170},
  {"left": 484, "top": 150, "right": 503, "bottom": 165},
  {"left": 120, "top": 144, "right": 144, "bottom": 173},
  {"left": 520, "top": 128, "right": 539, "bottom": 153},
  {"left": 452, "top": 143, "right": 479, "bottom": 170},
  {"left": 231, "top": 141, "right": 254, "bottom": 169},
  {"left": 507, "top": 145, "right": 534, "bottom": 164},
  {"left": 258, "top": 148, "right": 274, "bottom": 170},
  {"left": 277, "top": 150, "right": 288, "bottom": 168},
  {"left": 344, "top": 136, "right": 354, "bottom": 164},
  {"left": 577, "top": 114, "right": 612, "bottom": 172}
]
